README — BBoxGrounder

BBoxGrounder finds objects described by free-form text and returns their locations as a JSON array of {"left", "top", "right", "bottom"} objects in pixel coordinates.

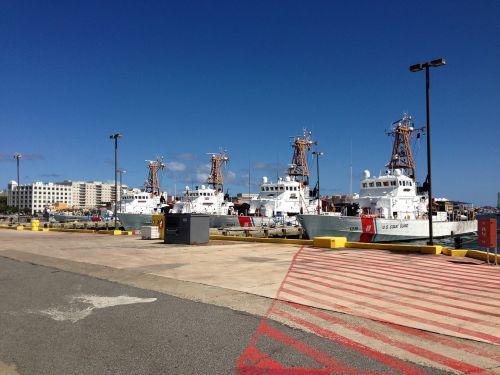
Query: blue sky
[{"left": 1, "top": 0, "right": 499, "bottom": 206}]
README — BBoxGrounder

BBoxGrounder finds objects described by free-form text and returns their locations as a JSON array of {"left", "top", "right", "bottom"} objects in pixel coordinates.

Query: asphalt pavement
[{"left": 0, "top": 256, "right": 454, "bottom": 374}]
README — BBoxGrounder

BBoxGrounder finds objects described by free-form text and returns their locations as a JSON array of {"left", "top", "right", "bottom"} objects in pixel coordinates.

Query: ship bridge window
[
  {"left": 376, "top": 182, "right": 382, "bottom": 187},
  {"left": 383, "top": 181, "right": 389, "bottom": 187},
  {"left": 399, "top": 181, "right": 403, "bottom": 186},
  {"left": 362, "top": 183, "right": 367, "bottom": 188},
  {"left": 369, "top": 182, "right": 374, "bottom": 187},
  {"left": 280, "top": 186, "right": 284, "bottom": 191},
  {"left": 391, "top": 181, "right": 397, "bottom": 186}
]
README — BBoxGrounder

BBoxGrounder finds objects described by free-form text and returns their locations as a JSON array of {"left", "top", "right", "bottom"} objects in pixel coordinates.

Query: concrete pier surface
[{"left": 1, "top": 230, "right": 500, "bottom": 374}]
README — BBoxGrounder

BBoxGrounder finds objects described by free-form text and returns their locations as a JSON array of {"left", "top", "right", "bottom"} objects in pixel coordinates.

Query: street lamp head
[
  {"left": 13, "top": 153, "right": 22, "bottom": 160},
  {"left": 409, "top": 63, "right": 424, "bottom": 72},
  {"left": 430, "top": 58, "right": 446, "bottom": 67},
  {"left": 110, "top": 133, "right": 123, "bottom": 139},
  {"left": 312, "top": 151, "right": 324, "bottom": 156}
]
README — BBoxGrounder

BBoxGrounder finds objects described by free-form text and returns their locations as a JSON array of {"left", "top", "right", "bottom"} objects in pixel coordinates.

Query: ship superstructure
[
  {"left": 116, "top": 157, "right": 168, "bottom": 230},
  {"left": 170, "top": 151, "right": 234, "bottom": 215},
  {"left": 386, "top": 113, "right": 424, "bottom": 181},
  {"left": 298, "top": 115, "right": 477, "bottom": 242},
  {"left": 249, "top": 129, "right": 319, "bottom": 218}
]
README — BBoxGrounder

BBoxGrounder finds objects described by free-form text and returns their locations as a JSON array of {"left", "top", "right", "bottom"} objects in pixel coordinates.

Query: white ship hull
[
  {"left": 118, "top": 212, "right": 275, "bottom": 231},
  {"left": 297, "top": 214, "right": 477, "bottom": 242},
  {"left": 117, "top": 213, "right": 155, "bottom": 231}
]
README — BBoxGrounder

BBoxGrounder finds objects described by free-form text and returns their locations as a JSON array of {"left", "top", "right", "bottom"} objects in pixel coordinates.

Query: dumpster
[{"left": 164, "top": 214, "right": 209, "bottom": 245}]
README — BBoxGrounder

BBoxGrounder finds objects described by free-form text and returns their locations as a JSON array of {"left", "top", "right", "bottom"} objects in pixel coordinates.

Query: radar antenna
[
  {"left": 206, "top": 150, "right": 229, "bottom": 192},
  {"left": 288, "top": 129, "right": 316, "bottom": 185},
  {"left": 144, "top": 156, "right": 166, "bottom": 195},
  {"left": 386, "top": 114, "right": 424, "bottom": 181}
]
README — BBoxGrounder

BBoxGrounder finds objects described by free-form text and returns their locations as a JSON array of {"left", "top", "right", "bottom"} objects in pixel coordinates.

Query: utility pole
[
  {"left": 109, "top": 134, "right": 123, "bottom": 229},
  {"left": 14, "top": 153, "right": 22, "bottom": 224}
]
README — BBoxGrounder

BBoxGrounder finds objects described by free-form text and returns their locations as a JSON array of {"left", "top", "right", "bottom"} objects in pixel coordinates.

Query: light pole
[
  {"left": 409, "top": 58, "right": 446, "bottom": 245},
  {"left": 118, "top": 169, "right": 126, "bottom": 212},
  {"left": 110, "top": 134, "right": 123, "bottom": 229},
  {"left": 14, "top": 153, "right": 22, "bottom": 224},
  {"left": 312, "top": 151, "right": 323, "bottom": 214}
]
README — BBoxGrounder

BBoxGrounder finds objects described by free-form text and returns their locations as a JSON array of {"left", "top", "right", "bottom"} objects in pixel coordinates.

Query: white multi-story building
[
  {"left": 7, "top": 180, "right": 127, "bottom": 214},
  {"left": 7, "top": 181, "right": 73, "bottom": 214},
  {"left": 58, "top": 180, "right": 125, "bottom": 209}
]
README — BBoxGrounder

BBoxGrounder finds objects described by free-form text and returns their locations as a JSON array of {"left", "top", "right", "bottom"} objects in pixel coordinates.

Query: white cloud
[
  {"left": 196, "top": 163, "right": 211, "bottom": 183},
  {"left": 225, "top": 170, "right": 237, "bottom": 183},
  {"left": 168, "top": 161, "right": 186, "bottom": 172},
  {"left": 175, "top": 152, "right": 197, "bottom": 161}
]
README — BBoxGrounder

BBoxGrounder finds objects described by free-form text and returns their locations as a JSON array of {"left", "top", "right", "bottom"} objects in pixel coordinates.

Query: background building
[
  {"left": 58, "top": 181, "right": 121, "bottom": 209},
  {"left": 7, "top": 180, "right": 128, "bottom": 214},
  {"left": 7, "top": 181, "right": 73, "bottom": 214}
]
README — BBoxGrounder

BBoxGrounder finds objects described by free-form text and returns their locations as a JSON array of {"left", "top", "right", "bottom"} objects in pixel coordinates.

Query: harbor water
[{"left": 409, "top": 232, "right": 500, "bottom": 251}]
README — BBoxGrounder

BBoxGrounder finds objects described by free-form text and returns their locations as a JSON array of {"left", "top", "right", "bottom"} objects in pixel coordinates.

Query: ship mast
[
  {"left": 144, "top": 157, "right": 166, "bottom": 195},
  {"left": 207, "top": 151, "right": 229, "bottom": 192},
  {"left": 386, "top": 114, "right": 424, "bottom": 181},
  {"left": 288, "top": 129, "right": 316, "bottom": 185}
]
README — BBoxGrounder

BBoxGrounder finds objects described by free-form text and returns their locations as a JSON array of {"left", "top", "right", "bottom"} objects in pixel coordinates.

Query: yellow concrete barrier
[
  {"left": 15, "top": 225, "right": 24, "bottom": 231},
  {"left": 419, "top": 245, "right": 443, "bottom": 255},
  {"left": 466, "top": 249, "right": 500, "bottom": 263},
  {"left": 209, "top": 235, "right": 312, "bottom": 246},
  {"left": 441, "top": 248, "right": 468, "bottom": 257},
  {"left": 313, "top": 237, "right": 346, "bottom": 249},
  {"left": 48, "top": 228, "right": 97, "bottom": 234}
]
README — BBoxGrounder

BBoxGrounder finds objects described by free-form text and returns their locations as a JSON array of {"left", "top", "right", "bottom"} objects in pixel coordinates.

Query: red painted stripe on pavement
[
  {"left": 280, "top": 291, "right": 500, "bottom": 364},
  {"left": 272, "top": 306, "right": 427, "bottom": 375},
  {"left": 296, "top": 255, "right": 500, "bottom": 297},
  {"left": 291, "top": 264, "right": 500, "bottom": 312},
  {"left": 334, "top": 252, "right": 500, "bottom": 285},
  {"left": 288, "top": 274, "right": 499, "bottom": 328},
  {"left": 293, "top": 262, "right": 500, "bottom": 305},
  {"left": 235, "top": 366, "right": 331, "bottom": 375},
  {"left": 237, "top": 246, "right": 307, "bottom": 356},
  {"left": 295, "top": 256, "right": 497, "bottom": 299},
  {"left": 237, "top": 345, "right": 284, "bottom": 369},
  {"left": 298, "top": 251, "right": 500, "bottom": 286},
  {"left": 358, "top": 251, "right": 500, "bottom": 279},
  {"left": 279, "top": 301, "right": 488, "bottom": 374},
  {"left": 282, "top": 281, "right": 500, "bottom": 344},
  {"left": 289, "top": 269, "right": 500, "bottom": 320},
  {"left": 376, "top": 321, "right": 500, "bottom": 362},
  {"left": 259, "top": 323, "right": 370, "bottom": 375}
]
